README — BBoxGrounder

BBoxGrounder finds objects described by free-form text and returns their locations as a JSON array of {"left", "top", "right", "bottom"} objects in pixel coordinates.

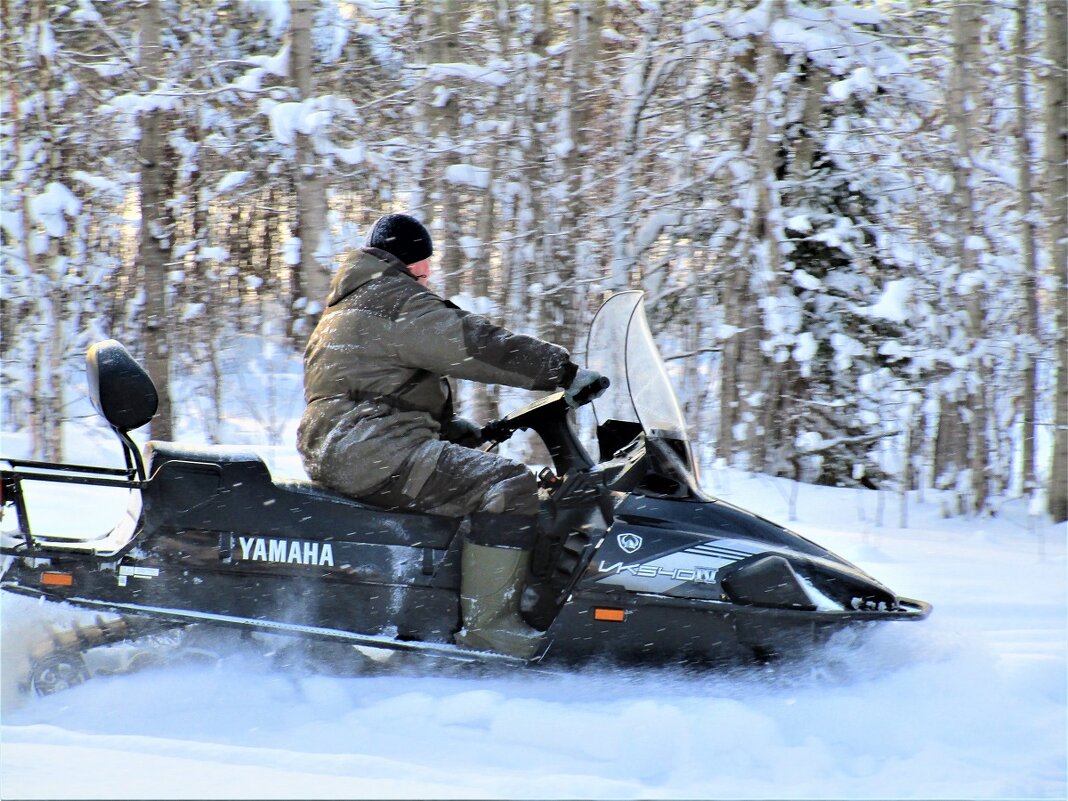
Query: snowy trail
[{"left": 2, "top": 469, "right": 1064, "bottom": 800}]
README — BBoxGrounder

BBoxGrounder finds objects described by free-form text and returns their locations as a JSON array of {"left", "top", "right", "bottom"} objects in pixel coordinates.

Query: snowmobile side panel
[{"left": 2, "top": 554, "right": 460, "bottom": 643}]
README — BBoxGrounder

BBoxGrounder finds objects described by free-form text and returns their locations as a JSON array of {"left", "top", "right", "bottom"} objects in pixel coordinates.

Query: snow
[
  {"left": 216, "top": 171, "right": 250, "bottom": 194},
  {"left": 332, "top": 142, "right": 366, "bottom": 165},
  {"left": 444, "top": 163, "right": 490, "bottom": 190},
  {"left": 1, "top": 342, "right": 1065, "bottom": 800},
  {"left": 785, "top": 213, "right": 813, "bottom": 234},
  {"left": 243, "top": 0, "right": 290, "bottom": 39},
  {"left": 425, "top": 62, "right": 510, "bottom": 88},
  {"left": 456, "top": 235, "right": 482, "bottom": 261},
  {"left": 267, "top": 102, "right": 308, "bottom": 146},
  {"left": 198, "top": 247, "right": 228, "bottom": 262},
  {"left": 71, "top": 0, "right": 104, "bottom": 25},
  {"left": 282, "top": 236, "right": 301, "bottom": 266},
  {"left": 829, "top": 67, "right": 878, "bottom": 101},
  {"left": 861, "top": 277, "right": 912, "bottom": 324},
  {"left": 831, "top": 331, "right": 866, "bottom": 371},
  {"left": 791, "top": 330, "right": 818, "bottom": 363},
  {"left": 71, "top": 171, "right": 125, "bottom": 204},
  {"left": 29, "top": 181, "right": 81, "bottom": 238},
  {"left": 791, "top": 268, "right": 821, "bottom": 290}
]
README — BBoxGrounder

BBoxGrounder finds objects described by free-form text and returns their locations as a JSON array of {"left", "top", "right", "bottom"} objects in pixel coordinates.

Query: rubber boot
[{"left": 454, "top": 540, "right": 542, "bottom": 659}]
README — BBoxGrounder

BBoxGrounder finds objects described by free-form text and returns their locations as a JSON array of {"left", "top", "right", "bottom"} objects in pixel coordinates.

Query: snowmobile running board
[{"left": 1, "top": 586, "right": 530, "bottom": 667}]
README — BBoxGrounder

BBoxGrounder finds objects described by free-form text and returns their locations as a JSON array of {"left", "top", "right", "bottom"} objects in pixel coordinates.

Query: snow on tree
[{"left": 0, "top": 0, "right": 1063, "bottom": 518}]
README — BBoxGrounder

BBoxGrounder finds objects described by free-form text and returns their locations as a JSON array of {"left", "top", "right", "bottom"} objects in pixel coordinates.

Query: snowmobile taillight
[
  {"left": 41, "top": 571, "right": 73, "bottom": 587},
  {"left": 593, "top": 607, "right": 626, "bottom": 622}
]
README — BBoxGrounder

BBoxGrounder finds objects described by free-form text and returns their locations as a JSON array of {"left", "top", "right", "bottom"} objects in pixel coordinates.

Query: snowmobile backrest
[{"left": 86, "top": 340, "right": 159, "bottom": 432}]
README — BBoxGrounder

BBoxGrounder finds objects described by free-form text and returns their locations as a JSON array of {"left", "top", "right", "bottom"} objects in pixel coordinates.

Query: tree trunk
[
  {"left": 27, "top": 0, "right": 67, "bottom": 460},
  {"left": 0, "top": 0, "right": 32, "bottom": 435},
  {"left": 748, "top": 0, "right": 786, "bottom": 471},
  {"left": 546, "top": 0, "right": 603, "bottom": 350},
  {"left": 512, "top": 0, "right": 551, "bottom": 337},
  {"left": 1016, "top": 0, "right": 1040, "bottom": 496},
  {"left": 138, "top": 0, "right": 174, "bottom": 442},
  {"left": 424, "top": 0, "right": 463, "bottom": 300},
  {"left": 947, "top": 1, "right": 989, "bottom": 514},
  {"left": 463, "top": 3, "right": 509, "bottom": 428},
  {"left": 719, "top": 41, "right": 758, "bottom": 465},
  {"left": 608, "top": 9, "right": 662, "bottom": 294},
  {"left": 290, "top": 0, "right": 330, "bottom": 342},
  {"left": 1046, "top": 0, "right": 1068, "bottom": 522}
]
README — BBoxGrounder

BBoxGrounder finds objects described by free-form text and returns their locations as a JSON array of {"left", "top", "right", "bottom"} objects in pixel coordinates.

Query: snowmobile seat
[{"left": 142, "top": 441, "right": 461, "bottom": 548}]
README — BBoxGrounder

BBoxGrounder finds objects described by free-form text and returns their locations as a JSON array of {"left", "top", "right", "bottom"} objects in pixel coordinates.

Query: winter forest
[{"left": 1, "top": 0, "right": 1066, "bottom": 521}]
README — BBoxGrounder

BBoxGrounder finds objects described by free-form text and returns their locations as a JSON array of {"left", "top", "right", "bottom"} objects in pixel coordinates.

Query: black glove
[
  {"left": 479, "top": 418, "right": 515, "bottom": 444},
  {"left": 564, "top": 369, "right": 609, "bottom": 408},
  {"left": 440, "top": 416, "right": 482, "bottom": 447}
]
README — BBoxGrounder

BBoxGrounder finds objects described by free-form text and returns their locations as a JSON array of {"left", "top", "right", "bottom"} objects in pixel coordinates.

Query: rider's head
[{"left": 367, "top": 213, "right": 433, "bottom": 267}]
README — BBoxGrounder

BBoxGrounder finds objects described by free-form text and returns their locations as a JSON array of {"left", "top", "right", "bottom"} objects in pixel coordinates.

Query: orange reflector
[
  {"left": 41, "top": 572, "right": 73, "bottom": 587},
  {"left": 593, "top": 607, "right": 626, "bottom": 622}
]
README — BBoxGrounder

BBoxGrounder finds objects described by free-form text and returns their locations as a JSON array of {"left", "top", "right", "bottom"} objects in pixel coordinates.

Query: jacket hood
[{"left": 326, "top": 247, "right": 415, "bottom": 307}]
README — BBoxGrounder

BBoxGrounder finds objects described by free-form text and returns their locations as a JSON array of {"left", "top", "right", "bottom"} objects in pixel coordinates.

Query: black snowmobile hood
[{"left": 613, "top": 493, "right": 841, "bottom": 563}]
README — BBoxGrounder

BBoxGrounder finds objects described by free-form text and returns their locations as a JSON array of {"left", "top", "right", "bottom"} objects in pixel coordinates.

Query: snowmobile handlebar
[
  {"left": 478, "top": 418, "right": 516, "bottom": 445},
  {"left": 478, "top": 377, "right": 610, "bottom": 447}
]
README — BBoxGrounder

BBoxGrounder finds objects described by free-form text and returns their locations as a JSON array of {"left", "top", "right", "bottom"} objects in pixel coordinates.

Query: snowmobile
[{"left": 1, "top": 291, "right": 929, "bottom": 692}]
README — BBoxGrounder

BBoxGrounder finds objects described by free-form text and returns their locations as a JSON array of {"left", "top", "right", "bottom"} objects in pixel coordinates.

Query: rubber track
[{"left": 25, "top": 614, "right": 186, "bottom": 695}]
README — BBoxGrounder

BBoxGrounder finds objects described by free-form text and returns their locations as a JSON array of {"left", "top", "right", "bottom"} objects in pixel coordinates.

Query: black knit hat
[{"left": 366, "top": 213, "right": 433, "bottom": 265}]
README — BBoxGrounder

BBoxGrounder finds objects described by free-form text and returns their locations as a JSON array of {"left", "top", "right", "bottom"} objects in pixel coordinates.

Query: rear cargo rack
[{"left": 1, "top": 430, "right": 145, "bottom": 549}]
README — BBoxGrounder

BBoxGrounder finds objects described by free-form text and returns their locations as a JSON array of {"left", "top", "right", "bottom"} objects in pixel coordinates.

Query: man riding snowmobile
[{"left": 297, "top": 213, "right": 606, "bottom": 658}]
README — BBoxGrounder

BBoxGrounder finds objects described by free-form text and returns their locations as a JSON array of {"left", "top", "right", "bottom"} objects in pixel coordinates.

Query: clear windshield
[{"left": 586, "top": 291, "right": 689, "bottom": 441}]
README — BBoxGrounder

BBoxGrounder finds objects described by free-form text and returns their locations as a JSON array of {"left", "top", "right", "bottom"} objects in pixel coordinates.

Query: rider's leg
[
  {"left": 453, "top": 510, "right": 542, "bottom": 658},
  {"left": 357, "top": 442, "right": 545, "bottom": 658}
]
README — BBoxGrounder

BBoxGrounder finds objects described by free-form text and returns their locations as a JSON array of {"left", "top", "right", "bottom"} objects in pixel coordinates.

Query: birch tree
[
  {"left": 2, "top": 0, "right": 1065, "bottom": 518},
  {"left": 1016, "top": 0, "right": 1040, "bottom": 497},
  {"left": 290, "top": 0, "right": 331, "bottom": 339},
  {"left": 1047, "top": 0, "right": 1068, "bottom": 522},
  {"left": 935, "top": 1, "right": 991, "bottom": 514},
  {"left": 545, "top": 0, "right": 603, "bottom": 350},
  {"left": 138, "top": 0, "right": 176, "bottom": 442}
]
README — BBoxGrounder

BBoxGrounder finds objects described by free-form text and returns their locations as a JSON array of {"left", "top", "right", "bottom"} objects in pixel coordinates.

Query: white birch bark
[
  {"left": 290, "top": 0, "right": 330, "bottom": 341},
  {"left": 429, "top": 0, "right": 463, "bottom": 300},
  {"left": 1016, "top": 0, "right": 1040, "bottom": 496},
  {"left": 1046, "top": 0, "right": 1068, "bottom": 522},
  {"left": 947, "top": 0, "right": 989, "bottom": 514},
  {"left": 718, "top": 43, "right": 758, "bottom": 465},
  {"left": 138, "top": 0, "right": 174, "bottom": 441},
  {"left": 748, "top": 0, "right": 786, "bottom": 471}
]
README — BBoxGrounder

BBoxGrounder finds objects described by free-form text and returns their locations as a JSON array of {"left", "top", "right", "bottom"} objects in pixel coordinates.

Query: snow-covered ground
[{"left": 1, "top": 354, "right": 1065, "bottom": 800}]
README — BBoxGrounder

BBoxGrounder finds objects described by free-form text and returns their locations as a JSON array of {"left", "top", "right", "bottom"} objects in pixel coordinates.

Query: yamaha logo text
[{"left": 237, "top": 537, "right": 335, "bottom": 567}]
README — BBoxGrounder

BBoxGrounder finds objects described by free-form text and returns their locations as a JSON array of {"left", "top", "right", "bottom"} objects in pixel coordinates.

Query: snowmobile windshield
[{"left": 586, "top": 290, "right": 688, "bottom": 442}]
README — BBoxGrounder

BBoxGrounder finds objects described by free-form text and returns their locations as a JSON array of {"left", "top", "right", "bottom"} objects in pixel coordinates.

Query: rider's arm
[{"left": 392, "top": 289, "right": 577, "bottom": 391}]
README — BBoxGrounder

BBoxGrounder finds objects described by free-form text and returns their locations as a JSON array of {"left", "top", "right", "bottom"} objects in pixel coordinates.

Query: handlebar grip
[
  {"left": 479, "top": 419, "right": 516, "bottom": 444},
  {"left": 572, "top": 375, "right": 610, "bottom": 405}
]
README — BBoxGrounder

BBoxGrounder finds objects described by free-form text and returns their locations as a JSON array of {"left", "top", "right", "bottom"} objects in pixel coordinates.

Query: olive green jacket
[{"left": 297, "top": 247, "right": 576, "bottom": 499}]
